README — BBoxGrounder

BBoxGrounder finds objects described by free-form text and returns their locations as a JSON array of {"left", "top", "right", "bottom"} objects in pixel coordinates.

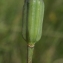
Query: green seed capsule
[{"left": 22, "top": 0, "right": 44, "bottom": 46}]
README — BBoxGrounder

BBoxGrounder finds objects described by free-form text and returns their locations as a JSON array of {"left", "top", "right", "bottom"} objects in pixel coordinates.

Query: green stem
[{"left": 27, "top": 45, "right": 34, "bottom": 63}]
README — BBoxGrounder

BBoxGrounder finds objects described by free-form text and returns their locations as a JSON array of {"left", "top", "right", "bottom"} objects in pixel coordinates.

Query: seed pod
[{"left": 22, "top": 0, "right": 44, "bottom": 46}]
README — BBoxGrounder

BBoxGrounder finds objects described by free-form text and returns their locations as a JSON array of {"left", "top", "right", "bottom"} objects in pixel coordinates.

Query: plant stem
[{"left": 27, "top": 45, "right": 34, "bottom": 63}]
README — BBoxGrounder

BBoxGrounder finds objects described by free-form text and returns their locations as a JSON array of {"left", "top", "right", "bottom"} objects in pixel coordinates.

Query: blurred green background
[{"left": 0, "top": 0, "right": 63, "bottom": 63}]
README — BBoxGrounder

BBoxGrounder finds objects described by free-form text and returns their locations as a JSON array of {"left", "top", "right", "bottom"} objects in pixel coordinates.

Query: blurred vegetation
[{"left": 0, "top": 0, "right": 63, "bottom": 63}]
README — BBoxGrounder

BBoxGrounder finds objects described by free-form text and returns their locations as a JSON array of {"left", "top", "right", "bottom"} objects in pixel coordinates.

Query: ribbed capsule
[{"left": 22, "top": 0, "right": 44, "bottom": 46}]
